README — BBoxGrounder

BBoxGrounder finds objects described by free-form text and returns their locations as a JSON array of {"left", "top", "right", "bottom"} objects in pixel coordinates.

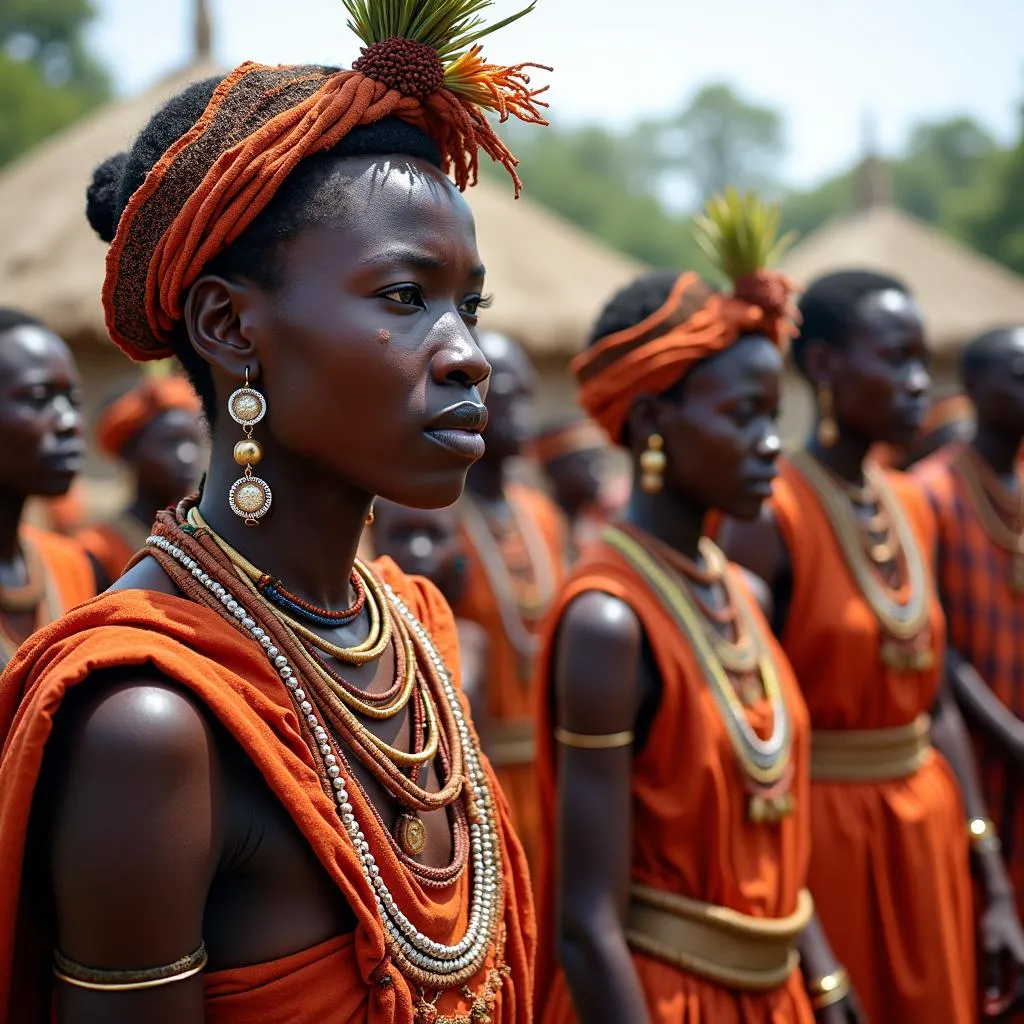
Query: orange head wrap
[
  {"left": 102, "top": 2, "right": 549, "bottom": 362},
  {"left": 96, "top": 377, "right": 202, "bottom": 459},
  {"left": 572, "top": 269, "right": 799, "bottom": 445}
]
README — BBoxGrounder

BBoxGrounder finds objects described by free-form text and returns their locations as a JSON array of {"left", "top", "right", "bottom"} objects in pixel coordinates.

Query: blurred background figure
[
  {"left": 0, "top": 310, "right": 96, "bottom": 667},
  {"left": 875, "top": 391, "right": 975, "bottom": 470},
  {"left": 914, "top": 326, "right": 1024, "bottom": 952},
  {"left": 455, "top": 331, "right": 567, "bottom": 878},
  {"left": 76, "top": 372, "right": 204, "bottom": 586},
  {"left": 371, "top": 499, "right": 488, "bottom": 722},
  {"left": 532, "top": 415, "right": 615, "bottom": 551}
]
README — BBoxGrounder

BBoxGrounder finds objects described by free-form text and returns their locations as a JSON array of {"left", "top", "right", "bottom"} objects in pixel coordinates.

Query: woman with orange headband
[
  {"left": 723, "top": 270, "right": 1024, "bottom": 1022},
  {"left": 0, "top": 2, "right": 548, "bottom": 1021},
  {"left": 77, "top": 374, "right": 205, "bottom": 584},
  {"left": 534, "top": 193, "right": 836, "bottom": 1023}
]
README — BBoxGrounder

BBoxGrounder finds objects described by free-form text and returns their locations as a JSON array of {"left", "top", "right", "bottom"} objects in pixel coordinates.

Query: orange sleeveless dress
[
  {"left": 771, "top": 458, "right": 975, "bottom": 1024},
  {"left": 534, "top": 538, "right": 814, "bottom": 1023},
  {"left": 0, "top": 559, "right": 534, "bottom": 1023},
  {"left": 455, "top": 483, "right": 566, "bottom": 877}
]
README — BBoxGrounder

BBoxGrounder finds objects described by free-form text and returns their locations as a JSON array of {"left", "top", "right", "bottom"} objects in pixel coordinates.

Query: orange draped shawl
[
  {"left": 533, "top": 540, "right": 813, "bottom": 1023},
  {"left": 770, "top": 458, "right": 975, "bottom": 1024},
  {"left": 0, "top": 559, "right": 534, "bottom": 1023},
  {"left": 454, "top": 484, "right": 567, "bottom": 878}
]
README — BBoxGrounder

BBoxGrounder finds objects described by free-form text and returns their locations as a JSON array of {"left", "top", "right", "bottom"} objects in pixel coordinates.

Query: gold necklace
[
  {"left": 792, "top": 452, "right": 933, "bottom": 671},
  {"left": 604, "top": 526, "right": 794, "bottom": 824},
  {"left": 187, "top": 507, "right": 390, "bottom": 664},
  {"left": 955, "top": 446, "right": 1024, "bottom": 592}
]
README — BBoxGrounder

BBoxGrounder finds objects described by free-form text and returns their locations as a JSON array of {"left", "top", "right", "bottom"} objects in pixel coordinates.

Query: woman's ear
[
  {"left": 626, "top": 393, "right": 663, "bottom": 455},
  {"left": 801, "top": 338, "right": 836, "bottom": 391},
  {"left": 183, "top": 274, "right": 263, "bottom": 381}
]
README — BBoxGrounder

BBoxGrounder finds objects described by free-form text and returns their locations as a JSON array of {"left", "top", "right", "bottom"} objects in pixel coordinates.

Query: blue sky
[{"left": 88, "top": 0, "right": 1024, "bottom": 187}]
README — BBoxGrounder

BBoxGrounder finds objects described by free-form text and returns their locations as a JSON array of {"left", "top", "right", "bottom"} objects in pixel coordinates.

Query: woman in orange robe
[
  {"left": 535, "top": 197, "right": 837, "bottom": 1024},
  {"left": 723, "top": 269, "right": 1024, "bottom": 1023},
  {"left": 456, "top": 331, "right": 567, "bottom": 877},
  {"left": 77, "top": 374, "right": 205, "bottom": 584},
  {"left": 0, "top": 309, "right": 96, "bottom": 670},
  {"left": 0, "top": 8, "right": 549, "bottom": 1020}
]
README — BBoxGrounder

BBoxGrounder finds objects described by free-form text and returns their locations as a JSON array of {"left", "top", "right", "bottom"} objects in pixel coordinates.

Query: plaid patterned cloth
[{"left": 915, "top": 443, "right": 1024, "bottom": 901}]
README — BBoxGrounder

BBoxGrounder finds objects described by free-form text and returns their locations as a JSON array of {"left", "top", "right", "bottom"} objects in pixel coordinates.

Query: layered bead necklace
[
  {"left": 604, "top": 524, "right": 794, "bottom": 825},
  {"left": 955, "top": 445, "right": 1024, "bottom": 593},
  {"left": 792, "top": 451, "right": 933, "bottom": 671},
  {"left": 145, "top": 502, "right": 506, "bottom": 1010},
  {"left": 459, "top": 493, "right": 556, "bottom": 683}
]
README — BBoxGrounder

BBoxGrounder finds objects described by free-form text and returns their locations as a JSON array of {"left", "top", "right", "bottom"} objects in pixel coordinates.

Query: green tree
[
  {"left": 639, "top": 84, "right": 785, "bottom": 204},
  {"left": 0, "top": 0, "right": 110, "bottom": 167}
]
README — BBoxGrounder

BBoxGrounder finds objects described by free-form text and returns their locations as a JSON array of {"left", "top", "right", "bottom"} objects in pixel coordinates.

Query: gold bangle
[
  {"left": 809, "top": 967, "right": 850, "bottom": 1010},
  {"left": 554, "top": 727, "right": 634, "bottom": 750},
  {"left": 53, "top": 942, "right": 207, "bottom": 992},
  {"left": 968, "top": 817, "right": 1002, "bottom": 853}
]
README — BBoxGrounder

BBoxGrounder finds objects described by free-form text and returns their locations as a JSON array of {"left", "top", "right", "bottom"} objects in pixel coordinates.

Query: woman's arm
[
  {"left": 48, "top": 676, "right": 224, "bottom": 1024},
  {"left": 947, "top": 649, "right": 1024, "bottom": 769},
  {"left": 932, "top": 668, "right": 1024, "bottom": 1012},
  {"left": 553, "top": 591, "right": 649, "bottom": 1024}
]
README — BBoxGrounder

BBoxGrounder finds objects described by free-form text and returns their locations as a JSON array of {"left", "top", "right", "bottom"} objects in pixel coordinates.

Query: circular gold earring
[
  {"left": 228, "top": 367, "right": 272, "bottom": 525},
  {"left": 639, "top": 434, "right": 666, "bottom": 494}
]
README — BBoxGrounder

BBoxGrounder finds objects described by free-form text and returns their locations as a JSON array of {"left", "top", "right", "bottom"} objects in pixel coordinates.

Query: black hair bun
[{"left": 85, "top": 152, "right": 129, "bottom": 243}]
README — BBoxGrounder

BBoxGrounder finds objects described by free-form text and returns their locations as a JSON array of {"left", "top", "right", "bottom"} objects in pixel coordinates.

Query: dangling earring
[
  {"left": 639, "top": 434, "right": 666, "bottom": 494},
  {"left": 365, "top": 502, "right": 376, "bottom": 527},
  {"left": 817, "top": 385, "right": 839, "bottom": 449},
  {"left": 228, "top": 367, "right": 272, "bottom": 525}
]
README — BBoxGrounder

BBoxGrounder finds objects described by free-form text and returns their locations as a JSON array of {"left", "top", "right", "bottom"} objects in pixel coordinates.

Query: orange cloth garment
[
  {"left": 0, "top": 558, "right": 534, "bottom": 1023},
  {"left": 533, "top": 540, "right": 813, "bottom": 1023},
  {"left": 22, "top": 524, "right": 96, "bottom": 613},
  {"left": 770, "top": 458, "right": 975, "bottom": 1024},
  {"left": 454, "top": 483, "right": 567, "bottom": 879},
  {"left": 75, "top": 519, "right": 149, "bottom": 585},
  {"left": 95, "top": 376, "right": 201, "bottom": 458}
]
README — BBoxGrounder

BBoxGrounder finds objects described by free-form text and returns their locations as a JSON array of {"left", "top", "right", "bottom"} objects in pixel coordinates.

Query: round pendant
[
  {"left": 395, "top": 812, "right": 427, "bottom": 857},
  {"left": 228, "top": 385, "right": 267, "bottom": 426},
  {"left": 229, "top": 475, "right": 273, "bottom": 523}
]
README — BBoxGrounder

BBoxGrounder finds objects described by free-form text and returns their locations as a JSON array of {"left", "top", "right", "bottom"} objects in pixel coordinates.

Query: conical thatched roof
[
  {"left": 0, "top": 64, "right": 642, "bottom": 358},
  {"left": 780, "top": 204, "right": 1024, "bottom": 354}
]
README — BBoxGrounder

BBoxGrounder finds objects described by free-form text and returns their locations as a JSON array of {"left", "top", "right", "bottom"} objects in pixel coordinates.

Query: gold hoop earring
[
  {"left": 365, "top": 502, "right": 376, "bottom": 527},
  {"left": 228, "top": 367, "right": 272, "bottom": 525},
  {"left": 639, "top": 434, "right": 666, "bottom": 494},
  {"left": 817, "top": 385, "right": 839, "bottom": 449}
]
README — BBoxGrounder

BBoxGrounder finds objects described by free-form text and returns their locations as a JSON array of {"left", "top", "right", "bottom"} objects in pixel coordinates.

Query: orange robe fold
[
  {"left": 74, "top": 520, "right": 143, "bottom": 584},
  {"left": 770, "top": 458, "right": 975, "bottom": 1024},
  {"left": 0, "top": 558, "right": 534, "bottom": 1023},
  {"left": 22, "top": 525, "right": 96, "bottom": 614},
  {"left": 456, "top": 483, "right": 567, "bottom": 877},
  {"left": 534, "top": 540, "right": 814, "bottom": 1023}
]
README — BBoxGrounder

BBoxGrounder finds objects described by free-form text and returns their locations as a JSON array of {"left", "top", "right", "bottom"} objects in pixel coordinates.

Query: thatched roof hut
[{"left": 780, "top": 162, "right": 1024, "bottom": 356}]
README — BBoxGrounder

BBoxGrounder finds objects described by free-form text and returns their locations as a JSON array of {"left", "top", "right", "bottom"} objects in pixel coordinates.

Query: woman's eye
[
  {"left": 460, "top": 293, "right": 493, "bottom": 318},
  {"left": 381, "top": 286, "right": 422, "bottom": 306}
]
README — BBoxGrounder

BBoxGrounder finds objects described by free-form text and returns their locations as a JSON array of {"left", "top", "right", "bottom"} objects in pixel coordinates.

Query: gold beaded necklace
[
  {"left": 792, "top": 452, "right": 933, "bottom": 671},
  {"left": 604, "top": 526, "right": 795, "bottom": 824}
]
